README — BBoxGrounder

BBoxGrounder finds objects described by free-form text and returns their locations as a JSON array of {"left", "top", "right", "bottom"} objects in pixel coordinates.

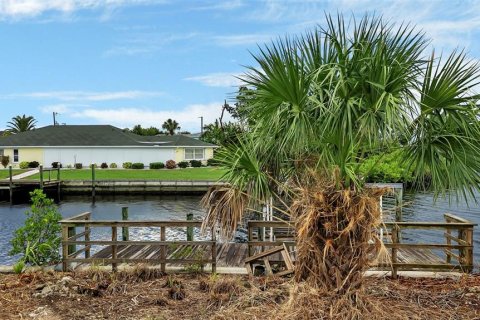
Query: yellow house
[{"left": 0, "top": 125, "right": 218, "bottom": 168}]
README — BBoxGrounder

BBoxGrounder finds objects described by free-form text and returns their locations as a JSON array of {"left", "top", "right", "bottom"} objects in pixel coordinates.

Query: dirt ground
[{"left": 0, "top": 268, "right": 479, "bottom": 320}]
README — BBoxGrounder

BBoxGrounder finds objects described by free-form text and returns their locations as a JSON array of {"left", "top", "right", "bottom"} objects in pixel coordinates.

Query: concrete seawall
[{"left": 61, "top": 180, "right": 226, "bottom": 195}]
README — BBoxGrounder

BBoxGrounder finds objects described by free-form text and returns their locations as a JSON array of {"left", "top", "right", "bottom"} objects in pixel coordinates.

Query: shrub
[
  {"left": 123, "top": 162, "right": 132, "bottom": 169},
  {"left": 359, "top": 151, "right": 414, "bottom": 184},
  {"left": 150, "top": 162, "right": 165, "bottom": 169},
  {"left": 28, "top": 161, "right": 40, "bottom": 168},
  {"left": 75, "top": 163, "right": 83, "bottom": 169},
  {"left": 131, "top": 162, "right": 144, "bottom": 169},
  {"left": 90, "top": 163, "right": 98, "bottom": 169},
  {"left": 165, "top": 159, "right": 176, "bottom": 169},
  {"left": 190, "top": 160, "right": 202, "bottom": 168},
  {"left": 51, "top": 162, "right": 62, "bottom": 169},
  {"left": 109, "top": 163, "right": 118, "bottom": 168},
  {"left": 207, "top": 158, "right": 219, "bottom": 167},
  {"left": 1, "top": 155, "right": 10, "bottom": 168},
  {"left": 19, "top": 161, "right": 30, "bottom": 169},
  {"left": 9, "top": 189, "right": 62, "bottom": 266},
  {"left": 101, "top": 162, "right": 108, "bottom": 169},
  {"left": 177, "top": 161, "right": 189, "bottom": 168},
  {"left": 66, "top": 164, "right": 72, "bottom": 169}
]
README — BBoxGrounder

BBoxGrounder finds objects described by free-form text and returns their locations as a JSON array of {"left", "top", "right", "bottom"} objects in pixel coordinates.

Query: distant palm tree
[
  {"left": 162, "top": 119, "right": 180, "bottom": 135},
  {"left": 7, "top": 115, "right": 37, "bottom": 133}
]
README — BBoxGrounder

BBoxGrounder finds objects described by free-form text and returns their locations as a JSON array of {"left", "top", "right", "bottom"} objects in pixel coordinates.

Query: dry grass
[{"left": 0, "top": 269, "right": 478, "bottom": 319}]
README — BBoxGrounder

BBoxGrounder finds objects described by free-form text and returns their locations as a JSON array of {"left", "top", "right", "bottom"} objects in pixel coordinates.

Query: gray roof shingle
[{"left": 0, "top": 125, "right": 217, "bottom": 147}]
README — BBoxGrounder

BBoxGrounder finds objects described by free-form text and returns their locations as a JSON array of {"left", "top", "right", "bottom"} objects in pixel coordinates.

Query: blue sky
[{"left": 1, "top": 0, "right": 480, "bottom": 132}]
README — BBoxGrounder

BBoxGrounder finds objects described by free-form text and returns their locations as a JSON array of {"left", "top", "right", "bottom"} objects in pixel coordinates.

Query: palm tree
[
  {"left": 7, "top": 115, "right": 37, "bottom": 133},
  {"left": 162, "top": 119, "right": 180, "bottom": 135},
  {"left": 202, "top": 14, "right": 480, "bottom": 299}
]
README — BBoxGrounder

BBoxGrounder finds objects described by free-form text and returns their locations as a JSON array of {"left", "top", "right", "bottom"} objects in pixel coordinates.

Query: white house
[{"left": 0, "top": 125, "right": 218, "bottom": 168}]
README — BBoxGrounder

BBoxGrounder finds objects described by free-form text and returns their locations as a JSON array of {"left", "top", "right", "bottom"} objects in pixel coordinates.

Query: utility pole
[
  {"left": 53, "top": 112, "right": 58, "bottom": 126},
  {"left": 199, "top": 116, "right": 204, "bottom": 136}
]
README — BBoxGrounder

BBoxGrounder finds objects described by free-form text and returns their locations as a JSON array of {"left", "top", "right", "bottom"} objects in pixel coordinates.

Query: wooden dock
[
  {"left": 90, "top": 242, "right": 249, "bottom": 268},
  {"left": 60, "top": 213, "right": 476, "bottom": 275},
  {"left": 0, "top": 165, "right": 61, "bottom": 204}
]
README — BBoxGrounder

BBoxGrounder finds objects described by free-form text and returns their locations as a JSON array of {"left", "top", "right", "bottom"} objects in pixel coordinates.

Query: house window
[
  {"left": 184, "top": 148, "right": 204, "bottom": 160},
  {"left": 13, "top": 149, "right": 18, "bottom": 162}
]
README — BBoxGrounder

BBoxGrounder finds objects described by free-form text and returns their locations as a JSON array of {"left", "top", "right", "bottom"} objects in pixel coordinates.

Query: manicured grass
[
  {"left": 28, "top": 167, "right": 227, "bottom": 181},
  {"left": 0, "top": 169, "right": 28, "bottom": 179}
]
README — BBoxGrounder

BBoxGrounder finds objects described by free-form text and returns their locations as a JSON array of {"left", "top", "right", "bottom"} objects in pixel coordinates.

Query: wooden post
[
  {"left": 85, "top": 221, "right": 91, "bottom": 259},
  {"left": 67, "top": 226, "right": 76, "bottom": 256},
  {"left": 395, "top": 187, "right": 403, "bottom": 241},
  {"left": 445, "top": 227, "right": 452, "bottom": 264},
  {"left": 248, "top": 223, "right": 253, "bottom": 257},
  {"left": 122, "top": 207, "right": 129, "bottom": 241},
  {"left": 111, "top": 226, "right": 118, "bottom": 272},
  {"left": 186, "top": 213, "right": 194, "bottom": 241},
  {"left": 211, "top": 227, "right": 217, "bottom": 274},
  {"left": 9, "top": 165, "right": 13, "bottom": 205},
  {"left": 39, "top": 165, "right": 44, "bottom": 190},
  {"left": 160, "top": 226, "right": 166, "bottom": 273},
  {"left": 465, "top": 227, "right": 474, "bottom": 272},
  {"left": 458, "top": 228, "right": 466, "bottom": 266},
  {"left": 91, "top": 164, "right": 96, "bottom": 203},
  {"left": 57, "top": 166, "right": 61, "bottom": 201},
  {"left": 391, "top": 225, "right": 399, "bottom": 279},
  {"left": 62, "top": 225, "right": 68, "bottom": 272}
]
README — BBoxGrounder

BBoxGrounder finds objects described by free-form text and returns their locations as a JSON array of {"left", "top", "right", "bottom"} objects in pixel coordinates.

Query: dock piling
[
  {"left": 9, "top": 165, "right": 13, "bottom": 205},
  {"left": 91, "top": 164, "right": 96, "bottom": 202},
  {"left": 122, "top": 207, "right": 129, "bottom": 241},
  {"left": 39, "top": 165, "right": 44, "bottom": 190},
  {"left": 187, "top": 213, "right": 194, "bottom": 241},
  {"left": 57, "top": 164, "right": 61, "bottom": 200}
]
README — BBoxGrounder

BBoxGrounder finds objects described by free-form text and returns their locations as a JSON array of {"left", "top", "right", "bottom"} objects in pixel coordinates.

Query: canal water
[{"left": 0, "top": 193, "right": 478, "bottom": 266}]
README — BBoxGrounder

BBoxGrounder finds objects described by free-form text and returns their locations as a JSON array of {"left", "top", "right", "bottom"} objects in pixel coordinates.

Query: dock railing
[
  {"left": 247, "top": 214, "right": 476, "bottom": 275},
  {"left": 60, "top": 213, "right": 217, "bottom": 273}
]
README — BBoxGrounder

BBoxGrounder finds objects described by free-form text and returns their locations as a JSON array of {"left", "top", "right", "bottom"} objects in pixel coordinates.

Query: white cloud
[
  {"left": 192, "top": 0, "right": 244, "bottom": 11},
  {"left": 104, "top": 32, "right": 199, "bottom": 56},
  {"left": 184, "top": 72, "right": 243, "bottom": 87},
  {"left": 40, "top": 104, "right": 74, "bottom": 113},
  {"left": 1, "top": 90, "right": 163, "bottom": 101},
  {"left": 0, "top": 0, "right": 161, "bottom": 21},
  {"left": 213, "top": 34, "right": 273, "bottom": 46},
  {"left": 241, "top": 0, "right": 480, "bottom": 51},
  {"left": 71, "top": 103, "right": 232, "bottom": 131}
]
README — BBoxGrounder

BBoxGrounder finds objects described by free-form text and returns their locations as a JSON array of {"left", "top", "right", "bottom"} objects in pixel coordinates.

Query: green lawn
[
  {"left": 28, "top": 167, "right": 226, "bottom": 181},
  {"left": 0, "top": 169, "right": 28, "bottom": 179}
]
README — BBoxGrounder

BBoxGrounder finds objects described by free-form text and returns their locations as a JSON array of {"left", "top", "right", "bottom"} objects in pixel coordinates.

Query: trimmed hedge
[
  {"left": 101, "top": 162, "right": 108, "bottom": 169},
  {"left": 150, "top": 162, "right": 165, "bottom": 169},
  {"left": 177, "top": 161, "right": 189, "bottom": 168},
  {"left": 109, "top": 163, "right": 118, "bottom": 168},
  {"left": 19, "top": 161, "right": 30, "bottom": 169},
  {"left": 165, "top": 159, "right": 176, "bottom": 169},
  {"left": 28, "top": 161, "right": 39, "bottom": 168},
  {"left": 122, "top": 162, "right": 132, "bottom": 169},
  {"left": 207, "top": 158, "right": 219, "bottom": 167},
  {"left": 131, "top": 163, "right": 145, "bottom": 169},
  {"left": 190, "top": 160, "right": 202, "bottom": 168},
  {"left": 75, "top": 163, "right": 83, "bottom": 169},
  {"left": 51, "top": 162, "right": 62, "bottom": 169}
]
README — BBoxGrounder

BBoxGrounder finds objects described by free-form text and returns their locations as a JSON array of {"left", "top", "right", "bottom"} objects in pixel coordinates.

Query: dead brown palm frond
[{"left": 201, "top": 186, "right": 248, "bottom": 240}]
